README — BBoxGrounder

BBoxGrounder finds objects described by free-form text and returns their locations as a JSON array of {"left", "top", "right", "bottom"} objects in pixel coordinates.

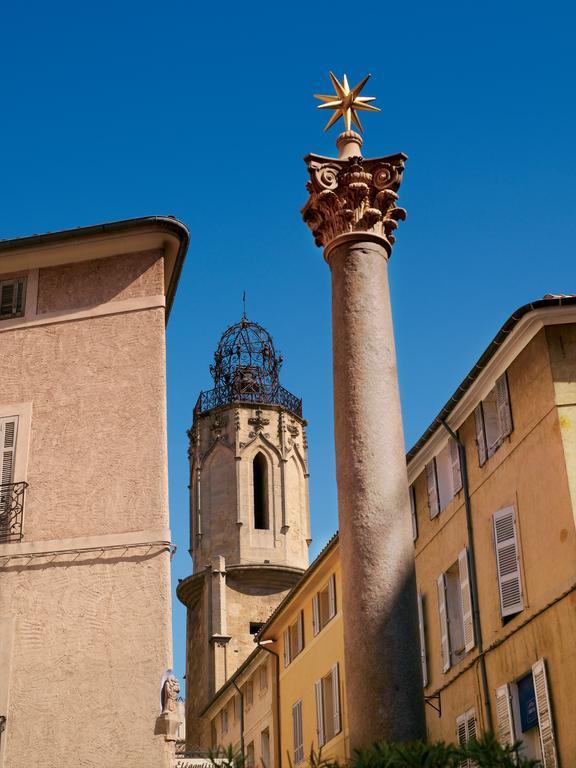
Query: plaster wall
[{"left": 0, "top": 249, "right": 174, "bottom": 767}]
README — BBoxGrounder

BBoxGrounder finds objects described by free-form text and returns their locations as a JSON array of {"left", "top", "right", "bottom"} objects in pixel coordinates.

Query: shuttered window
[
  {"left": 456, "top": 708, "right": 477, "bottom": 767},
  {"left": 475, "top": 373, "right": 513, "bottom": 465},
  {"left": 437, "top": 573, "right": 450, "bottom": 673},
  {"left": 313, "top": 574, "right": 337, "bottom": 635},
  {"left": 417, "top": 592, "right": 428, "bottom": 688},
  {"left": 315, "top": 664, "right": 341, "bottom": 747},
  {"left": 0, "top": 277, "right": 26, "bottom": 320},
  {"left": 532, "top": 659, "right": 559, "bottom": 768},
  {"left": 493, "top": 507, "right": 524, "bottom": 618},
  {"left": 410, "top": 484, "right": 418, "bottom": 541},
  {"left": 426, "top": 460, "right": 440, "bottom": 519},
  {"left": 292, "top": 700, "right": 304, "bottom": 764},
  {"left": 495, "top": 683, "right": 515, "bottom": 747},
  {"left": 0, "top": 417, "right": 18, "bottom": 526},
  {"left": 427, "top": 438, "right": 462, "bottom": 517},
  {"left": 284, "top": 611, "right": 305, "bottom": 666},
  {"left": 438, "top": 551, "right": 474, "bottom": 672},
  {"left": 458, "top": 548, "right": 475, "bottom": 652}
]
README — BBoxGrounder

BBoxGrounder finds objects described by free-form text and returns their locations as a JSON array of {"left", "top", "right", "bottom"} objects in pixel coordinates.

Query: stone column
[{"left": 302, "top": 131, "right": 425, "bottom": 747}]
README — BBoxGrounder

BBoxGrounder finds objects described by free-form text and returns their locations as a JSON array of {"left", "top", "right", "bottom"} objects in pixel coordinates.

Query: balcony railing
[
  {"left": 194, "top": 384, "right": 302, "bottom": 417},
  {"left": 0, "top": 481, "right": 28, "bottom": 544}
]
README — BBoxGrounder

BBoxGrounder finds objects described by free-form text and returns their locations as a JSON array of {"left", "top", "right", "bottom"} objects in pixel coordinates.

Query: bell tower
[{"left": 177, "top": 314, "right": 310, "bottom": 747}]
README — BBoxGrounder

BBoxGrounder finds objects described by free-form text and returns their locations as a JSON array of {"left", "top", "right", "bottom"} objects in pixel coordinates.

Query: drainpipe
[
  {"left": 231, "top": 679, "right": 245, "bottom": 758},
  {"left": 440, "top": 420, "right": 493, "bottom": 732},
  {"left": 257, "top": 640, "right": 281, "bottom": 768}
]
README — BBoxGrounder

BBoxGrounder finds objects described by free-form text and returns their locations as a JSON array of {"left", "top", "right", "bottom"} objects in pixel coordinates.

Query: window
[
  {"left": 259, "top": 662, "right": 268, "bottom": 693},
  {"left": 495, "top": 660, "right": 558, "bottom": 765},
  {"left": 245, "top": 679, "right": 254, "bottom": 708},
  {"left": 233, "top": 694, "right": 241, "bottom": 722},
  {"left": 253, "top": 452, "right": 269, "bottom": 529},
  {"left": 246, "top": 741, "right": 255, "bottom": 768},
  {"left": 220, "top": 706, "right": 228, "bottom": 734},
  {"left": 261, "top": 728, "right": 270, "bottom": 768},
  {"left": 315, "top": 664, "right": 341, "bottom": 747},
  {"left": 250, "top": 621, "right": 264, "bottom": 635},
  {"left": 475, "top": 374, "right": 513, "bottom": 465},
  {"left": 312, "top": 574, "right": 336, "bottom": 635},
  {"left": 283, "top": 611, "right": 304, "bottom": 666},
  {"left": 0, "top": 416, "right": 18, "bottom": 537},
  {"left": 426, "top": 437, "right": 462, "bottom": 518},
  {"left": 493, "top": 506, "right": 523, "bottom": 619},
  {"left": 437, "top": 549, "right": 474, "bottom": 672},
  {"left": 416, "top": 592, "right": 428, "bottom": 688},
  {"left": 456, "top": 708, "right": 477, "bottom": 766},
  {"left": 0, "top": 277, "right": 26, "bottom": 320},
  {"left": 410, "top": 484, "right": 418, "bottom": 540},
  {"left": 292, "top": 700, "right": 304, "bottom": 764}
]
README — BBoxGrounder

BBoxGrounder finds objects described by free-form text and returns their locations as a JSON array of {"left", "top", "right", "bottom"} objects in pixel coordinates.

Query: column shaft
[{"left": 328, "top": 238, "right": 424, "bottom": 747}]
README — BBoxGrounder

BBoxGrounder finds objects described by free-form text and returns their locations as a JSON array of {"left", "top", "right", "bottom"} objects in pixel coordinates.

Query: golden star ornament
[{"left": 314, "top": 72, "right": 380, "bottom": 133}]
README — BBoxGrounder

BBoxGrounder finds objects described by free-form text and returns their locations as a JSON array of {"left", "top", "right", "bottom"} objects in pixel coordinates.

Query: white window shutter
[
  {"left": 283, "top": 628, "right": 290, "bottom": 667},
  {"left": 0, "top": 417, "right": 17, "bottom": 485},
  {"left": 312, "top": 594, "right": 320, "bottom": 636},
  {"left": 474, "top": 404, "right": 487, "bottom": 467},
  {"left": 496, "top": 374, "right": 513, "bottom": 439},
  {"left": 292, "top": 701, "right": 303, "bottom": 764},
  {"left": 328, "top": 574, "right": 336, "bottom": 619},
  {"left": 417, "top": 592, "right": 428, "bottom": 688},
  {"left": 331, "top": 663, "right": 341, "bottom": 735},
  {"left": 493, "top": 507, "right": 523, "bottom": 617},
  {"left": 297, "top": 611, "right": 304, "bottom": 654},
  {"left": 437, "top": 573, "right": 451, "bottom": 672},
  {"left": 458, "top": 548, "right": 475, "bottom": 652},
  {"left": 409, "top": 485, "right": 418, "bottom": 541},
  {"left": 426, "top": 460, "right": 440, "bottom": 519},
  {"left": 314, "top": 679, "right": 324, "bottom": 747},
  {"left": 449, "top": 437, "right": 463, "bottom": 494},
  {"left": 532, "top": 659, "right": 559, "bottom": 768},
  {"left": 456, "top": 712, "right": 467, "bottom": 746},
  {"left": 466, "top": 708, "right": 477, "bottom": 742},
  {"left": 495, "top": 684, "right": 515, "bottom": 746}
]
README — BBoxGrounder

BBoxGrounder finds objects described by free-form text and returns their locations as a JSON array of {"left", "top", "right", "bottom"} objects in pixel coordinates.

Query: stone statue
[{"left": 161, "top": 674, "right": 180, "bottom": 715}]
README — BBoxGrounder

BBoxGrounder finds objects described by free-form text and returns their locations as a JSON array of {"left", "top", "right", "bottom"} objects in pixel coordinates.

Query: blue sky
[{"left": 2, "top": 1, "right": 575, "bottom": 683}]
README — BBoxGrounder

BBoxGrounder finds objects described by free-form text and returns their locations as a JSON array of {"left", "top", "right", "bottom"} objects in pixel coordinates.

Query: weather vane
[{"left": 314, "top": 72, "right": 380, "bottom": 133}]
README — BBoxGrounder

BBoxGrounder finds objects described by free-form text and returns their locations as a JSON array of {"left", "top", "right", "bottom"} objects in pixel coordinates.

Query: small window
[
  {"left": 475, "top": 374, "right": 513, "bottom": 465},
  {"left": 250, "top": 621, "right": 264, "bottom": 635},
  {"left": 246, "top": 742, "right": 255, "bottom": 768},
  {"left": 245, "top": 679, "right": 254, "bottom": 708},
  {"left": 315, "top": 664, "right": 341, "bottom": 747},
  {"left": 437, "top": 550, "right": 474, "bottom": 671},
  {"left": 292, "top": 701, "right": 304, "bottom": 765},
  {"left": 426, "top": 437, "right": 462, "bottom": 518},
  {"left": 253, "top": 452, "right": 269, "bottom": 529},
  {"left": 259, "top": 663, "right": 268, "bottom": 693},
  {"left": 261, "top": 728, "right": 270, "bottom": 768},
  {"left": 0, "top": 277, "right": 26, "bottom": 320},
  {"left": 283, "top": 611, "right": 304, "bottom": 666},
  {"left": 312, "top": 574, "right": 337, "bottom": 635},
  {"left": 220, "top": 706, "right": 228, "bottom": 734},
  {"left": 456, "top": 707, "right": 477, "bottom": 766}
]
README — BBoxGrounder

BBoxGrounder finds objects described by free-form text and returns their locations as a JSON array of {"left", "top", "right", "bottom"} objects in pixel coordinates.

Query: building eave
[
  {"left": 0, "top": 216, "right": 190, "bottom": 322},
  {"left": 406, "top": 296, "right": 576, "bottom": 481}
]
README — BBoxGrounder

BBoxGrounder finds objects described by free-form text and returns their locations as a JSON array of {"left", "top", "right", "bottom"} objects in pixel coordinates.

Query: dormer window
[{"left": 0, "top": 277, "right": 26, "bottom": 320}]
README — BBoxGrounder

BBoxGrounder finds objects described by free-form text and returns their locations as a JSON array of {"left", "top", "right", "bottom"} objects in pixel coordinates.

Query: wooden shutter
[
  {"left": 496, "top": 373, "right": 513, "bottom": 439},
  {"left": 0, "top": 418, "right": 18, "bottom": 522},
  {"left": 417, "top": 592, "right": 428, "bottom": 688},
  {"left": 296, "top": 611, "right": 304, "bottom": 654},
  {"left": 437, "top": 573, "right": 450, "bottom": 672},
  {"left": 312, "top": 594, "right": 320, "bottom": 636},
  {"left": 314, "top": 679, "right": 324, "bottom": 747},
  {"left": 458, "top": 548, "right": 475, "bottom": 652},
  {"left": 449, "top": 437, "right": 463, "bottom": 494},
  {"left": 426, "top": 460, "right": 440, "bottom": 519},
  {"left": 328, "top": 574, "right": 336, "bottom": 619},
  {"left": 456, "top": 712, "right": 467, "bottom": 746},
  {"left": 466, "top": 708, "right": 477, "bottom": 742},
  {"left": 474, "top": 404, "right": 487, "bottom": 467},
  {"left": 331, "top": 663, "right": 341, "bottom": 735},
  {"left": 283, "top": 628, "right": 290, "bottom": 667},
  {"left": 409, "top": 485, "right": 418, "bottom": 540},
  {"left": 532, "top": 659, "right": 559, "bottom": 768},
  {"left": 493, "top": 507, "right": 523, "bottom": 617},
  {"left": 495, "top": 684, "right": 515, "bottom": 746},
  {"left": 292, "top": 700, "right": 303, "bottom": 764}
]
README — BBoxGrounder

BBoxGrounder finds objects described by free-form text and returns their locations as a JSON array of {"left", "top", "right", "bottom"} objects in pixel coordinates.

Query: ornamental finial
[{"left": 314, "top": 72, "right": 380, "bottom": 133}]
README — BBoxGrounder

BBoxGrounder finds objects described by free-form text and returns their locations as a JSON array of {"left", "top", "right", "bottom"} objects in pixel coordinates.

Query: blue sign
[{"left": 517, "top": 673, "right": 539, "bottom": 732}]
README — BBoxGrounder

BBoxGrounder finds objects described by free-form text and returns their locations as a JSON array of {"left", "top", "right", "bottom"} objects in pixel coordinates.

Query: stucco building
[
  {"left": 0, "top": 216, "right": 188, "bottom": 768},
  {"left": 177, "top": 316, "right": 311, "bottom": 749}
]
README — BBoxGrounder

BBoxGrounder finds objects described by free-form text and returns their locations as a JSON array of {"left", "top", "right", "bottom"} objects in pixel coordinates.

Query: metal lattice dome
[{"left": 194, "top": 315, "right": 302, "bottom": 417}]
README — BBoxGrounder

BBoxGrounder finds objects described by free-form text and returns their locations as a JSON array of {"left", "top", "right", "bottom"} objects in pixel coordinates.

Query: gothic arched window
[{"left": 253, "top": 452, "right": 269, "bottom": 530}]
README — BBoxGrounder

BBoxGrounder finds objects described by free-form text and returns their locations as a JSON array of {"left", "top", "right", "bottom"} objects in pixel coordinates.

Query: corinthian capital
[{"left": 301, "top": 131, "right": 407, "bottom": 258}]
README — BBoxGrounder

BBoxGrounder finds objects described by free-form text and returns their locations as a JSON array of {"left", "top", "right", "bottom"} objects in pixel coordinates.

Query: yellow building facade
[{"left": 408, "top": 297, "right": 576, "bottom": 765}]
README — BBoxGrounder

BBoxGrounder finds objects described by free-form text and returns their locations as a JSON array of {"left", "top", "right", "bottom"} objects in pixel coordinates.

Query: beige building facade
[
  {"left": 0, "top": 217, "right": 188, "bottom": 768},
  {"left": 408, "top": 297, "right": 576, "bottom": 765},
  {"left": 177, "top": 317, "right": 311, "bottom": 748}
]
